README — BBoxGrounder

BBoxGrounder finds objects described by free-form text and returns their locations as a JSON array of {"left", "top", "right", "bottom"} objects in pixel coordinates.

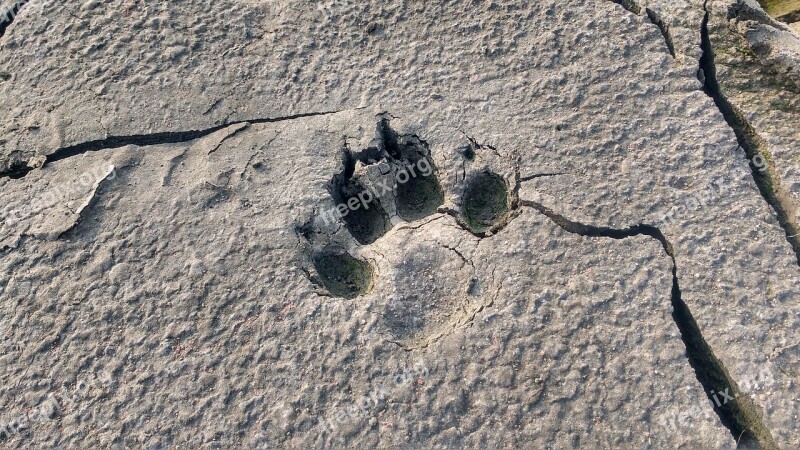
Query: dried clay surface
[{"left": 0, "top": 0, "right": 799, "bottom": 449}]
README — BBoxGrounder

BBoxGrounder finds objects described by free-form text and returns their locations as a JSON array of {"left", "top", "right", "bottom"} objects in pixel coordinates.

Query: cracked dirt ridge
[
  {"left": 0, "top": 105, "right": 789, "bottom": 448},
  {"left": 0, "top": 109, "right": 351, "bottom": 179},
  {"left": 0, "top": 105, "right": 782, "bottom": 448},
  {"left": 301, "top": 115, "right": 778, "bottom": 448},
  {"left": 360, "top": 168, "right": 779, "bottom": 447},
  {"left": 519, "top": 199, "right": 777, "bottom": 450},
  {"left": 646, "top": 7, "right": 678, "bottom": 58},
  {"left": 0, "top": 0, "right": 28, "bottom": 39},
  {"left": 1, "top": 1, "right": 797, "bottom": 446},
  {"left": 607, "top": 0, "right": 678, "bottom": 57},
  {"left": 608, "top": 0, "right": 642, "bottom": 15},
  {"left": 0, "top": 108, "right": 788, "bottom": 447},
  {"left": 699, "top": 0, "right": 800, "bottom": 266}
]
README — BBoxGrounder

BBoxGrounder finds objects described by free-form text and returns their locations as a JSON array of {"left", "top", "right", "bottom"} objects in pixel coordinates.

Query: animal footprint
[
  {"left": 311, "top": 248, "right": 373, "bottom": 299},
  {"left": 299, "top": 118, "right": 516, "bottom": 346},
  {"left": 299, "top": 118, "right": 446, "bottom": 295},
  {"left": 461, "top": 170, "right": 511, "bottom": 234}
]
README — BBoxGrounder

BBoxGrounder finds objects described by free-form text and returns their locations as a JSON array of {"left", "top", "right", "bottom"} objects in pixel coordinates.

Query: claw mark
[{"left": 519, "top": 172, "right": 567, "bottom": 182}]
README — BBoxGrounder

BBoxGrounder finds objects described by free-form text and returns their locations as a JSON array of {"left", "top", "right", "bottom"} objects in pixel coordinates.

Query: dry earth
[{"left": 0, "top": 0, "right": 799, "bottom": 449}]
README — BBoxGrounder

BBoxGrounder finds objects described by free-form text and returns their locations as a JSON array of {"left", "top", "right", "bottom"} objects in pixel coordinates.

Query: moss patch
[
  {"left": 395, "top": 164, "right": 445, "bottom": 221},
  {"left": 757, "top": 0, "right": 800, "bottom": 18},
  {"left": 313, "top": 249, "right": 373, "bottom": 299},
  {"left": 462, "top": 171, "right": 509, "bottom": 234}
]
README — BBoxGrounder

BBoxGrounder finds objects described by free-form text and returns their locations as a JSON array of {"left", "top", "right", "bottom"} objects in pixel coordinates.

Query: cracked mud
[
  {"left": 1, "top": 1, "right": 799, "bottom": 449},
  {"left": 462, "top": 171, "right": 511, "bottom": 234},
  {"left": 700, "top": 0, "right": 800, "bottom": 267},
  {"left": 312, "top": 248, "right": 374, "bottom": 299},
  {"left": 522, "top": 199, "right": 778, "bottom": 450}
]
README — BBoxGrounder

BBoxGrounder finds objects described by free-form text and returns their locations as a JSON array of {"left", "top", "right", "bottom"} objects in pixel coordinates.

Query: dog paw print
[
  {"left": 310, "top": 248, "right": 374, "bottom": 299},
  {"left": 458, "top": 170, "right": 512, "bottom": 234},
  {"left": 298, "top": 118, "right": 515, "bottom": 345}
]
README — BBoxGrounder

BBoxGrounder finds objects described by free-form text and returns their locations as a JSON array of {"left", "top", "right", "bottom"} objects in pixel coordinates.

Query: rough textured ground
[{"left": 0, "top": 0, "right": 798, "bottom": 449}]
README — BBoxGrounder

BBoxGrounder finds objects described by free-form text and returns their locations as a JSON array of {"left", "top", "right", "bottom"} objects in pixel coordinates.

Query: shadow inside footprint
[
  {"left": 379, "top": 240, "right": 478, "bottom": 345},
  {"left": 329, "top": 150, "right": 392, "bottom": 245},
  {"left": 313, "top": 248, "right": 373, "bottom": 299},
  {"left": 378, "top": 119, "right": 444, "bottom": 221},
  {"left": 395, "top": 165, "right": 444, "bottom": 221},
  {"left": 333, "top": 177, "right": 391, "bottom": 245},
  {"left": 462, "top": 171, "right": 509, "bottom": 233},
  {"left": 384, "top": 293, "right": 427, "bottom": 337}
]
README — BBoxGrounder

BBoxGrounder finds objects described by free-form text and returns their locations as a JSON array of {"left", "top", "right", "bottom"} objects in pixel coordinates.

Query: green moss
[
  {"left": 462, "top": 171, "right": 509, "bottom": 234},
  {"left": 313, "top": 250, "right": 373, "bottom": 299},
  {"left": 757, "top": 0, "right": 800, "bottom": 18},
  {"left": 395, "top": 162, "right": 445, "bottom": 222}
]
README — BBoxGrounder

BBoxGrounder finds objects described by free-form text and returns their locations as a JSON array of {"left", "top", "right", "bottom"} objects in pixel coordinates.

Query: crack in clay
[
  {"left": 422, "top": 268, "right": 503, "bottom": 350},
  {"left": 439, "top": 243, "right": 475, "bottom": 270},
  {"left": 0, "top": 110, "right": 348, "bottom": 179},
  {"left": 520, "top": 199, "right": 778, "bottom": 450},
  {"left": 436, "top": 205, "right": 523, "bottom": 239},
  {"left": 461, "top": 132, "right": 501, "bottom": 158},
  {"left": 607, "top": 0, "right": 677, "bottom": 58},
  {"left": 646, "top": 7, "right": 677, "bottom": 58},
  {"left": 208, "top": 122, "right": 250, "bottom": 155},
  {"left": 519, "top": 172, "right": 567, "bottom": 182},
  {"left": 0, "top": 0, "right": 29, "bottom": 38},
  {"left": 699, "top": 1, "right": 800, "bottom": 266},
  {"left": 608, "top": 0, "right": 641, "bottom": 15},
  {"left": 434, "top": 239, "right": 481, "bottom": 300},
  {"left": 56, "top": 164, "right": 118, "bottom": 240}
]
